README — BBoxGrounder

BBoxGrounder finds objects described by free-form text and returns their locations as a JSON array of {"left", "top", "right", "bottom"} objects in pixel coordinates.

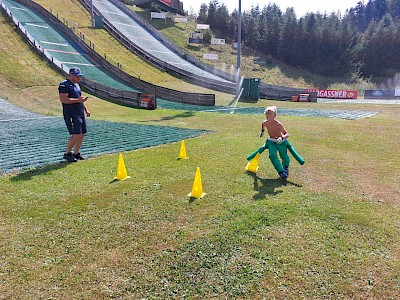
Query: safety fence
[{"left": 1, "top": 0, "right": 216, "bottom": 106}]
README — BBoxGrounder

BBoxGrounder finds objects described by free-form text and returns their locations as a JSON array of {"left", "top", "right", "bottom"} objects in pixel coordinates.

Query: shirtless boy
[{"left": 260, "top": 106, "right": 290, "bottom": 179}]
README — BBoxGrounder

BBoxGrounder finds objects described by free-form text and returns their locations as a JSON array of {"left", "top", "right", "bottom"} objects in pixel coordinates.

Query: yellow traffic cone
[
  {"left": 188, "top": 167, "right": 206, "bottom": 198},
  {"left": 114, "top": 153, "right": 130, "bottom": 181},
  {"left": 178, "top": 140, "right": 188, "bottom": 159},
  {"left": 245, "top": 152, "right": 260, "bottom": 173}
]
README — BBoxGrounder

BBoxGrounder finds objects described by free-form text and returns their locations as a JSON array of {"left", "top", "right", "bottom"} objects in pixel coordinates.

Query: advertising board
[
  {"left": 211, "top": 38, "right": 225, "bottom": 45},
  {"left": 307, "top": 89, "right": 358, "bottom": 99},
  {"left": 203, "top": 53, "right": 219, "bottom": 60},
  {"left": 196, "top": 24, "right": 210, "bottom": 30},
  {"left": 364, "top": 90, "right": 395, "bottom": 99}
]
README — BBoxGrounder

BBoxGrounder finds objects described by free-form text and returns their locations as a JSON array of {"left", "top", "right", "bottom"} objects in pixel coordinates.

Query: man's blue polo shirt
[{"left": 58, "top": 79, "right": 84, "bottom": 117}]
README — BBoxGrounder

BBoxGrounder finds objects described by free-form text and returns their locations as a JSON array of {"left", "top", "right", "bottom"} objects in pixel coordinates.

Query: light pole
[
  {"left": 237, "top": 0, "right": 241, "bottom": 77},
  {"left": 235, "top": 0, "right": 242, "bottom": 98},
  {"left": 91, "top": 0, "right": 95, "bottom": 28}
]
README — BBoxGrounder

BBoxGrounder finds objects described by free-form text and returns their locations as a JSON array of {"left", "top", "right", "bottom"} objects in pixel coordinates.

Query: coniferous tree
[
  {"left": 241, "top": 11, "right": 251, "bottom": 45},
  {"left": 315, "top": 13, "right": 343, "bottom": 75},
  {"left": 249, "top": 4, "right": 262, "bottom": 49},
  {"left": 214, "top": 3, "right": 230, "bottom": 33},
  {"left": 373, "top": 0, "right": 389, "bottom": 20},
  {"left": 296, "top": 13, "right": 318, "bottom": 70},
  {"left": 228, "top": 10, "right": 238, "bottom": 42},
  {"left": 191, "top": 0, "right": 400, "bottom": 79},
  {"left": 250, "top": 4, "right": 261, "bottom": 19},
  {"left": 197, "top": 3, "right": 208, "bottom": 24},
  {"left": 257, "top": 8, "right": 268, "bottom": 53},
  {"left": 206, "top": 0, "right": 218, "bottom": 26},
  {"left": 348, "top": 2, "right": 368, "bottom": 31},
  {"left": 359, "top": 14, "right": 398, "bottom": 77},
  {"left": 390, "top": 0, "right": 400, "bottom": 20},
  {"left": 279, "top": 7, "right": 299, "bottom": 66},
  {"left": 338, "top": 20, "right": 359, "bottom": 75},
  {"left": 364, "top": 0, "right": 388, "bottom": 22},
  {"left": 259, "top": 4, "right": 283, "bottom": 59},
  {"left": 246, "top": 13, "right": 261, "bottom": 49}
]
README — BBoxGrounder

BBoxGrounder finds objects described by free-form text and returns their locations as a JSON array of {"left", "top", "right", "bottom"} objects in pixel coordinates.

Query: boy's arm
[
  {"left": 278, "top": 122, "right": 289, "bottom": 139},
  {"left": 276, "top": 123, "right": 289, "bottom": 144},
  {"left": 260, "top": 120, "right": 266, "bottom": 138},
  {"left": 281, "top": 128, "right": 289, "bottom": 139}
]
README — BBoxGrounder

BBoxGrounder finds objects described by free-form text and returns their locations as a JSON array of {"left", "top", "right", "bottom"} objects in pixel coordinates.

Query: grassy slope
[
  {"left": 33, "top": 0, "right": 234, "bottom": 104},
  {"left": 0, "top": 2, "right": 399, "bottom": 299}
]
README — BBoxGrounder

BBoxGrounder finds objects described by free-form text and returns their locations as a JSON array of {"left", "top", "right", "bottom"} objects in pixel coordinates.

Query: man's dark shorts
[{"left": 64, "top": 114, "right": 87, "bottom": 135}]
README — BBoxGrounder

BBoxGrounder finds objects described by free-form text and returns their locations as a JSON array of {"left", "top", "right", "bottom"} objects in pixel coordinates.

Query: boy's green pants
[{"left": 247, "top": 139, "right": 304, "bottom": 173}]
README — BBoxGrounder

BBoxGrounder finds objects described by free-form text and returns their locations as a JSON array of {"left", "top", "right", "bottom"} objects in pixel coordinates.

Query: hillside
[
  {"left": 0, "top": 0, "right": 235, "bottom": 107},
  {"left": 131, "top": 7, "right": 377, "bottom": 92},
  {"left": 31, "top": 1, "right": 377, "bottom": 92}
]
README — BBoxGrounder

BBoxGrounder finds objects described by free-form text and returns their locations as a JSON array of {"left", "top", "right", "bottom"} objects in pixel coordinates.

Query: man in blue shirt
[{"left": 58, "top": 67, "right": 90, "bottom": 162}]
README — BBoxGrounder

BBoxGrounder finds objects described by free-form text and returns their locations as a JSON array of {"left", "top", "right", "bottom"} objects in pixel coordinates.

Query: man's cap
[
  {"left": 69, "top": 67, "right": 84, "bottom": 76},
  {"left": 264, "top": 106, "right": 277, "bottom": 114}
]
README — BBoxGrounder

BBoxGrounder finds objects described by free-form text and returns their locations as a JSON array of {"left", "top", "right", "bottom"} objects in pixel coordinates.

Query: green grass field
[{"left": 1, "top": 1, "right": 399, "bottom": 299}]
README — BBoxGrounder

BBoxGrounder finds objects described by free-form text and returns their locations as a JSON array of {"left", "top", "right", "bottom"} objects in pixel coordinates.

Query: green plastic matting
[
  {"left": 0, "top": 96, "right": 380, "bottom": 173},
  {"left": 0, "top": 117, "right": 208, "bottom": 173},
  {"left": 156, "top": 100, "right": 379, "bottom": 120},
  {"left": 0, "top": 99, "right": 208, "bottom": 173},
  {"left": 2, "top": 0, "right": 139, "bottom": 92}
]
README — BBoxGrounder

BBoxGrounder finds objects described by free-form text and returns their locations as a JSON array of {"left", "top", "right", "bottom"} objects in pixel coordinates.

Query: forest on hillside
[{"left": 191, "top": 0, "right": 400, "bottom": 83}]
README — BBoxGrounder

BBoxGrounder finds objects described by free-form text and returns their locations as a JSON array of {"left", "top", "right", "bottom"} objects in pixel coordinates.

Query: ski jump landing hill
[
  {"left": 0, "top": 0, "right": 216, "bottom": 107},
  {"left": 1, "top": 0, "right": 305, "bottom": 106},
  {"left": 78, "top": 0, "right": 305, "bottom": 99}
]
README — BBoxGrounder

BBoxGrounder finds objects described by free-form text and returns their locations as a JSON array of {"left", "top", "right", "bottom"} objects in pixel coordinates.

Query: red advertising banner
[
  {"left": 307, "top": 89, "right": 358, "bottom": 99},
  {"left": 160, "top": 0, "right": 172, "bottom": 6}
]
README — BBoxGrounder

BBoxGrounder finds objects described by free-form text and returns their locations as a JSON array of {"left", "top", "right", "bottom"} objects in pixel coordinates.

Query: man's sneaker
[
  {"left": 279, "top": 171, "right": 288, "bottom": 180},
  {"left": 283, "top": 166, "right": 289, "bottom": 177},
  {"left": 74, "top": 153, "right": 86, "bottom": 160},
  {"left": 63, "top": 152, "right": 77, "bottom": 162}
]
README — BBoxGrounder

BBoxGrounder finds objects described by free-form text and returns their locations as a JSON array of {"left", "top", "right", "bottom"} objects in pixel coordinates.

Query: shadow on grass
[
  {"left": 10, "top": 161, "right": 70, "bottom": 182},
  {"left": 140, "top": 111, "right": 196, "bottom": 122},
  {"left": 246, "top": 172, "right": 302, "bottom": 200},
  {"left": 109, "top": 176, "right": 131, "bottom": 184},
  {"left": 186, "top": 44, "right": 202, "bottom": 52}
]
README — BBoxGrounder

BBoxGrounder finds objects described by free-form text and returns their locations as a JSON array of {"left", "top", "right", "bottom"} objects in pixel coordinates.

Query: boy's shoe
[
  {"left": 283, "top": 166, "right": 289, "bottom": 177},
  {"left": 74, "top": 153, "right": 86, "bottom": 160},
  {"left": 63, "top": 152, "right": 77, "bottom": 162},
  {"left": 279, "top": 171, "right": 288, "bottom": 180}
]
